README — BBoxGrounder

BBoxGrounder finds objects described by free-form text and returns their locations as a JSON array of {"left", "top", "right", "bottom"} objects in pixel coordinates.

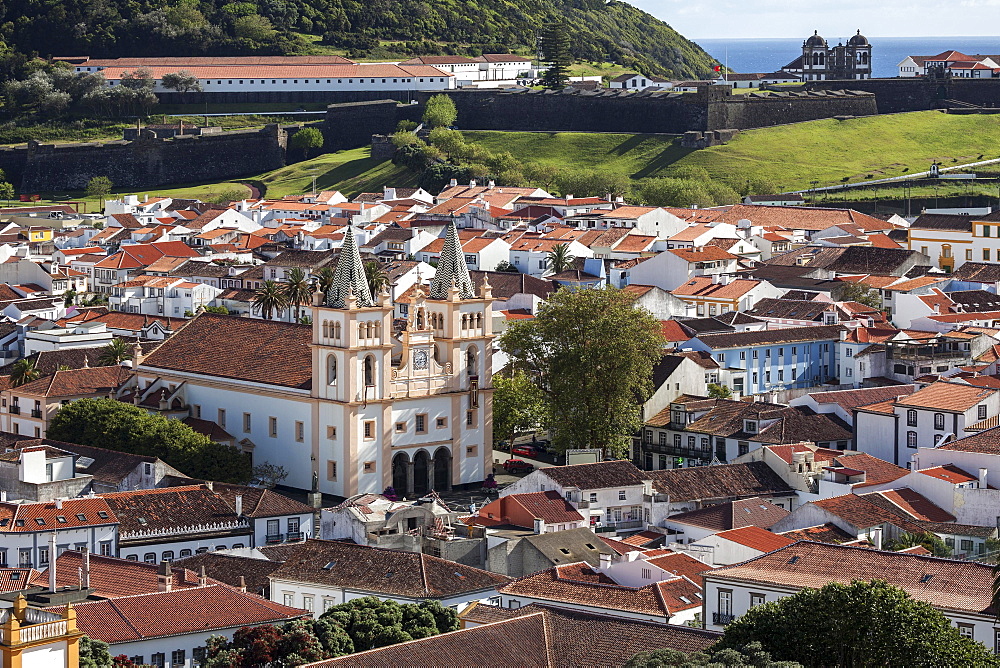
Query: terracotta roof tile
[
  {"left": 667, "top": 497, "right": 790, "bottom": 532},
  {"left": 778, "top": 523, "right": 860, "bottom": 544},
  {"left": 140, "top": 313, "right": 312, "bottom": 390},
  {"left": 66, "top": 584, "right": 305, "bottom": 643},
  {"left": 713, "top": 526, "right": 795, "bottom": 552},
  {"left": 894, "top": 381, "right": 995, "bottom": 412},
  {"left": 648, "top": 462, "right": 794, "bottom": 502},
  {"left": 13, "top": 366, "right": 132, "bottom": 398},
  {"left": 0, "top": 498, "right": 117, "bottom": 533},
  {"left": 101, "top": 485, "right": 247, "bottom": 538},
  {"left": 311, "top": 605, "right": 719, "bottom": 667},
  {"left": 668, "top": 247, "right": 736, "bottom": 262},
  {"left": 539, "top": 461, "right": 646, "bottom": 491},
  {"left": 269, "top": 539, "right": 508, "bottom": 599},
  {"left": 670, "top": 277, "right": 761, "bottom": 300},
  {"left": 708, "top": 541, "right": 995, "bottom": 616}
]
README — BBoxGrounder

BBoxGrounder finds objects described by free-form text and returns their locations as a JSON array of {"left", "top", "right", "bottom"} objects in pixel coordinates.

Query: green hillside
[
  {"left": 672, "top": 111, "right": 1000, "bottom": 191},
  {"left": 1, "top": 0, "right": 718, "bottom": 80}
]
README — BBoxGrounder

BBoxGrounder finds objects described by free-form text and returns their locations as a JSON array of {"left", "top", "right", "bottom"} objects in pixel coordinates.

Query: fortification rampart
[
  {"left": 802, "top": 77, "right": 1000, "bottom": 113},
  {"left": 324, "top": 87, "right": 877, "bottom": 150},
  {"left": 8, "top": 124, "right": 288, "bottom": 192}
]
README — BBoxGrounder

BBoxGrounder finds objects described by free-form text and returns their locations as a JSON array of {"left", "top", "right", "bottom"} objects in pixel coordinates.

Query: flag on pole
[{"left": 713, "top": 65, "right": 722, "bottom": 72}]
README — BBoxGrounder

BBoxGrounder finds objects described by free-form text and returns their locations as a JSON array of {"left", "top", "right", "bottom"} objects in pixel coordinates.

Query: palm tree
[
  {"left": 253, "top": 280, "right": 288, "bottom": 320},
  {"left": 364, "top": 260, "right": 389, "bottom": 297},
  {"left": 98, "top": 338, "right": 133, "bottom": 366},
  {"left": 10, "top": 358, "right": 39, "bottom": 388},
  {"left": 546, "top": 243, "right": 575, "bottom": 274},
  {"left": 282, "top": 267, "right": 312, "bottom": 322},
  {"left": 314, "top": 267, "right": 335, "bottom": 297}
]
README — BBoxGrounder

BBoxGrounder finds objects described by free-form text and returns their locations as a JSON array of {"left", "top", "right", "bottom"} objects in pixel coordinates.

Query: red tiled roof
[
  {"left": 862, "top": 488, "right": 955, "bottom": 523},
  {"left": 707, "top": 541, "right": 995, "bottom": 616},
  {"left": 67, "top": 584, "right": 305, "bottom": 643},
  {"left": 894, "top": 381, "right": 995, "bottom": 412},
  {"left": 712, "top": 526, "right": 795, "bottom": 552},
  {"left": 0, "top": 498, "right": 117, "bottom": 532},
  {"left": 919, "top": 464, "right": 980, "bottom": 485},
  {"left": 777, "top": 523, "right": 860, "bottom": 545},
  {"left": 140, "top": 313, "right": 312, "bottom": 390},
  {"left": 35, "top": 551, "right": 212, "bottom": 598},
  {"left": 668, "top": 247, "right": 736, "bottom": 262},
  {"left": 508, "top": 491, "right": 585, "bottom": 524},
  {"left": 13, "top": 365, "right": 132, "bottom": 397}
]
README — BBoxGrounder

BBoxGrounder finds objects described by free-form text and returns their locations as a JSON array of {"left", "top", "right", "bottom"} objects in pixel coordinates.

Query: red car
[
  {"left": 512, "top": 444, "right": 543, "bottom": 458},
  {"left": 503, "top": 459, "right": 534, "bottom": 474}
]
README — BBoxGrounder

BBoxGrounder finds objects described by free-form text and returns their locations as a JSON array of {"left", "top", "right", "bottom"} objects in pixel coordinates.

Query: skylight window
[
  {"left": 920, "top": 574, "right": 933, "bottom": 583},
  {"left": 56, "top": 516, "right": 66, "bottom": 523},
  {"left": 788, "top": 556, "right": 799, "bottom": 564},
  {"left": 34, "top": 518, "right": 44, "bottom": 525},
  {"left": 76, "top": 514, "right": 86, "bottom": 521},
  {"left": 97, "top": 512, "right": 109, "bottom": 519},
  {"left": 323, "top": 561, "right": 336, "bottom": 570},
  {"left": 679, "top": 596, "right": 691, "bottom": 604}
]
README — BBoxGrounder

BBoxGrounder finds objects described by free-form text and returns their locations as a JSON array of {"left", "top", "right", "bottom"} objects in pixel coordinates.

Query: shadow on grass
[{"left": 632, "top": 144, "right": 695, "bottom": 179}]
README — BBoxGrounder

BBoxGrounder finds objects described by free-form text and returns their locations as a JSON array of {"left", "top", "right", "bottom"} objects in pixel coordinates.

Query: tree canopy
[
  {"left": 715, "top": 579, "right": 1000, "bottom": 667},
  {"left": 290, "top": 127, "right": 324, "bottom": 159},
  {"left": 539, "top": 20, "right": 572, "bottom": 89},
  {"left": 839, "top": 281, "right": 883, "bottom": 309},
  {"left": 422, "top": 94, "right": 458, "bottom": 129},
  {"left": 500, "top": 287, "right": 664, "bottom": 455},
  {"left": 626, "top": 642, "right": 802, "bottom": 668},
  {"left": 492, "top": 369, "right": 546, "bottom": 448},
  {"left": 47, "top": 398, "right": 251, "bottom": 483},
  {"left": 203, "top": 597, "right": 458, "bottom": 666}
]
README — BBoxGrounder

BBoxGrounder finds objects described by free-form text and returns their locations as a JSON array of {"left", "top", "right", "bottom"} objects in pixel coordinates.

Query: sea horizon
[{"left": 695, "top": 35, "right": 1000, "bottom": 79}]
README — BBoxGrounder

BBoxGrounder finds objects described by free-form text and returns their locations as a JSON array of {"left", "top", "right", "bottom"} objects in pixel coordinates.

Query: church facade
[
  {"left": 781, "top": 30, "right": 872, "bottom": 81},
  {"left": 129, "top": 223, "right": 494, "bottom": 498}
]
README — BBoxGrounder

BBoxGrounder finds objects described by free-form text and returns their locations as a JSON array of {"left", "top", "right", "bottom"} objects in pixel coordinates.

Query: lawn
[
  {"left": 257, "top": 147, "right": 418, "bottom": 198},
  {"left": 462, "top": 131, "right": 688, "bottom": 180},
  {"left": 672, "top": 111, "right": 1000, "bottom": 191}
]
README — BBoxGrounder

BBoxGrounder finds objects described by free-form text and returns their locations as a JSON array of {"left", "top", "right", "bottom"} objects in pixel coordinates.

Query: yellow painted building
[{"left": 0, "top": 595, "right": 83, "bottom": 668}]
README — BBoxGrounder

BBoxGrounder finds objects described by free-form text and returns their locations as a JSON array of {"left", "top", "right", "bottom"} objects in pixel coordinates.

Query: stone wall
[
  {"left": 16, "top": 124, "right": 288, "bottom": 192},
  {"left": 324, "top": 87, "right": 878, "bottom": 150},
  {"left": 802, "top": 77, "right": 1000, "bottom": 113}
]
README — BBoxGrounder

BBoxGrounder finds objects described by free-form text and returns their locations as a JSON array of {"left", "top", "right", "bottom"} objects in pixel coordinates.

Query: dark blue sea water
[{"left": 696, "top": 36, "right": 1000, "bottom": 79}]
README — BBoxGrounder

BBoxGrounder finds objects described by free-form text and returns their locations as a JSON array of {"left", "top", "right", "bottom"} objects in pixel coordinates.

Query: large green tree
[
  {"left": 320, "top": 597, "right": 459, "bottom": 652},
  {"left": 9, "top": 357, "right": 39, "bottom": 387},
  {"left": 839, "top": 281, "right": 883, "bottom": 309},
  {"left": 47, "top": 398, "right": 251, "bottom": 483},
  {"left": 493, "top": 369, "right": 546, "bottom": 448},
  {"left": 545, "top": 243, "right": 575, "bottom": 274},
  {"left": 97, "top": 338, "right": 133, "bottom": 366},
  {"left": 539, "top": 20, "right": 573, "bottom": 90},
  {"left": 422, "top": 94, "right": 458, "bottom": 129},
  {"left": 626, "top": 642, "right": 802, "bottom": 667},
  {"left": 282, "top": 267, "right": 312, "bottom": 323},
  {"left": 290, "top": 127, "right": 324, "bottom": 160},
  {"left": 253, "top": 279, "right": 288, "bottom": 320},
  {"left": 717, "top": 579, "right": 1000, "bottom": 667},
  {"left": 500, "top": 287, "right": 664, "bottom": 455}
]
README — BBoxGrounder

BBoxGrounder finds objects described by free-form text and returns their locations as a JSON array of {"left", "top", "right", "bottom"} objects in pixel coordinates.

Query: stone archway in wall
[
  {"left": 391, "top": 452, "right": 410, "bottom": 497},
  {"left": 413, "top": 450, "right": 431, "bottom": 496},
  {"left": 433, "top": 447, "right": 452, "bottom": 492}
]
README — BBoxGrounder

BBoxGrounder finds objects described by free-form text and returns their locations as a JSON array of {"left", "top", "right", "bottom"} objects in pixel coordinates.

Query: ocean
[{"left": 696, "top": 36, "right": 1000, "bottom": 79}]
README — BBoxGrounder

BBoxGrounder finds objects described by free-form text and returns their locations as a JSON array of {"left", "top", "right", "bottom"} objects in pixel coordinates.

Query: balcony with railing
[
  {"left": 286, "top": 531, "right": 304, "bottom": 542},
  {"left": 0, "top": 597, "right": 80, "bottom": 648},
  {"left": 8, "top": 405, "right": 19, "bottom": 415},
  {"left": 30, "top": 409, "right": 42, "bottom": 418},
  {"left": 713, "top": 612, "right": 736, "bottom": 626},
  {"left": 265, "top": 533, "right": 284, "bottom": 544}
]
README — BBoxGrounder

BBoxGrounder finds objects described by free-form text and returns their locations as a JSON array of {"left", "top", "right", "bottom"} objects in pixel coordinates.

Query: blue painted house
[{"left": 679, "top": 325, "right": 844, "bottom": 396}]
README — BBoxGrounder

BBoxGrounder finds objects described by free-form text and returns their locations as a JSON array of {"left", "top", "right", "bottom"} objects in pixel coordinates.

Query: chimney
[
  {"left": 48, "top": 532, "right": 57, "bottom": 592},
  {"left": 198, "top": 565, "right": 207, "bottom": 587},
  {"left": 487, "top": 180, "right": 495, "bottom": 189},
  {"left": 55, "top": 498, "right": 62, "bottom": 509},
  {"left": 979, "top": 468, "right": 988, "bottom": 488},
  {"left": 839, "top": 329, "right": 848, "bottom": 341},
  {"left": 598, "top": 552, "right": 612, "bottom": 571},
  {"left": 1, "top": 491, "right": 8, "bottom": 502},
  {"left": 869, "top": 526, "right": 883, "bottom": 550},
  {"left": 205, "top": 481, "right": 214, "bottom": 492},
  {"left": 157, "top": 560, "right": 172, "bottom": 592},
  {"left": 81, "top": 546, "right": 90, "bottom": 589},
  {"left": 469, "top": 179, "right": 477, "bottom": 188},
  {"left": 449, "top": 179, "right": 458, "bottom": 188},
  {"left": 234, "top": 494, "right": 243, "bottom": 516},
  {"left": 238, "top": 575, "right": 247, "bottom": 593},
  {"left": 533, "top": 517, "right": 544, "bottom": 534}
]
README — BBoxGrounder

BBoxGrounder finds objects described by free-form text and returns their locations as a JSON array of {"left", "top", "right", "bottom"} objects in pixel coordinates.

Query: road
[{"left": 785, "top": 157, "right": 1000, "bottom": 195}]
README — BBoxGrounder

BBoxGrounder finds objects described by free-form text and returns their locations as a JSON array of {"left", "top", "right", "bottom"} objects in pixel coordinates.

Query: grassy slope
[
  {"left": 673, "top": 111, "right": 1000, "bottom": 191},
  {"left": 462, "top": 131, "right": 687, "bottom": 179},
  {"left": 33, "top": 112, "right": 1000, "bottom": 206}
]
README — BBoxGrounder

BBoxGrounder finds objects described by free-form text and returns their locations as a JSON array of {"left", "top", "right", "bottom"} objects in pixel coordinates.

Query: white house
[
  {"left": 680, "top": 525, "right": 795, "bottom": 567},
  {"left": 109, "top": 276, "right": 222, "bottom": 317},
  {"left": 0, "top": 496, "right": 119, "bottom": 568},
  {"left": 628, "top": 247, "right": 739, "bottom": 292},
  {"left": 609, "top": 73, "right": 673, "bottom": 90},
  {"left": 500, "top": 461, "right": 651, "bottom": 533},
  {"left": 507, "top": 237, "right": 592, "bottom": 278}
]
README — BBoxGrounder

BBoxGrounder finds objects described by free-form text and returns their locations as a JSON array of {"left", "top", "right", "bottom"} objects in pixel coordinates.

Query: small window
[
  {"left": 295, "top": 421, "right": 304, "bottom": 442},
  {"left": 436, "top": 417, "right": 447, "bottom": 429},
  {"left": 416, "top": 414, "right": 427, "bottom": 434},
  {"left": 618, "top": 490, "right": 626, "bottom": 500},
  {"left": 979, "top": 405, "right": 988, "bottom": 420},
  {"left": 244, "top": 413, "right": 252, "bottom": 433},
  {"left": 327, "top": 426, "right": 337, "bottom": 439},
  {"left": 76, "top": 513, "right": 86, "bottom": 521},
  {"left": 933, "top": 413, "right": 945, "bottom": 430},
  {"left": 363, "top": 461, "right": 375, "bottom": 473},
  {"left": 907, "top": 431, "right": 918, "bottom": 448},
  {"left": 395, "top": 422, "right": 407, "bottom": 433},
  {"left": 466, "top": 445, "right": 477, "bottom": 457},
  {"left": 364, "top": 420, "right": 375, "bottom": 439},
  {"left": 269, "top": 417, "right": 278, "bottom": 437},
  {"left": 328, "top": 461, "right": 337, "bottom": 481},
  {"left": 907, "top": 410, "right": 917, "bottom": 427}
]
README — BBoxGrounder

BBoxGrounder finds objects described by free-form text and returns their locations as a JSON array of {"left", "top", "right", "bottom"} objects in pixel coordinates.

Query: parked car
[
  {"left": 503, "top": 459, "right": 534, "bottom": 474},
  {"left": 512, "top": 444, "right": 544, "bottom": 458}
]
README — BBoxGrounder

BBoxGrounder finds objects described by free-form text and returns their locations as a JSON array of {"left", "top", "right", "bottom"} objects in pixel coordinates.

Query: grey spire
[
  {"left": 428, "top": 222, "right": 475, "bottom": 299},
  {"left": 326, "top": 227, "right": 374, "bottom": 308}
]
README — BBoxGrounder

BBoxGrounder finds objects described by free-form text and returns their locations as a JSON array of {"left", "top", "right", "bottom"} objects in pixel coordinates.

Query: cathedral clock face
[{"left": 413, "top": 349, "right": 428, "bottom": 370}]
